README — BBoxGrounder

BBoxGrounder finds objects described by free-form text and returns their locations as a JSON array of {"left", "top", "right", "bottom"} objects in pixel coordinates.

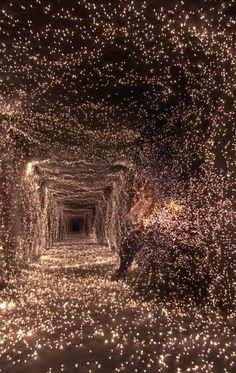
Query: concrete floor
[{"left": 0, "top": 243, "right": 235, "bottom": 373}]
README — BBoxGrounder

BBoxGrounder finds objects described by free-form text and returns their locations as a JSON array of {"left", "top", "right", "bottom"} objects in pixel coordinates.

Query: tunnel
[
  {"left": 69, "top": 217, "right": 90, "bottom": 237},
  {"left": 0, "top": 1, "right": 234, "bottom": 372},
  {"left": 70, "top": 218, "right": 84, "bottom": 235}
]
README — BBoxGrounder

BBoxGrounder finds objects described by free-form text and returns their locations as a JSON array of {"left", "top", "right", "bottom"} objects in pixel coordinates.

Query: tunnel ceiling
[
  {"left": 36, "top": 160, "right": 132, "bottom": 198},
  {"left": 0, "top": 0, "right": 234, "bottom": 162}
]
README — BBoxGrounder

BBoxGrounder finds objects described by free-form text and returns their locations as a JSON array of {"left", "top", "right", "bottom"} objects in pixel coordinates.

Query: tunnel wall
[
  {"left": 0, "top": 157, "right": 21, "bottom": 275},
  {"left": 20, "top": 171, "right": 48, "bottom": 261}
]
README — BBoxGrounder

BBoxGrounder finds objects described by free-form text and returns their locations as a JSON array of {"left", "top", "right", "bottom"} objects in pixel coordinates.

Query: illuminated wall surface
[{"left": 0, "top": 1, "right": 235, "bottom": 372}]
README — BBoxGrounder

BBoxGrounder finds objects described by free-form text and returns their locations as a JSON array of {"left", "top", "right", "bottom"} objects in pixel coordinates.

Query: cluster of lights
[
  {"left": 0, "top": 244, "right": 235, "bottom": 372},
  {"left": 0, "top": 0, "right": 235, "bottom": 372}
]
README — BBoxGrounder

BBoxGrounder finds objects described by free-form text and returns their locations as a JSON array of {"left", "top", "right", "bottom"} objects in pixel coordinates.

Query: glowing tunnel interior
[
  {"left": 23, "top": 159, "right": 133, "bottom": 257},
  {"left": 0, "top": 1, "right": 234, "bottom": 371}
]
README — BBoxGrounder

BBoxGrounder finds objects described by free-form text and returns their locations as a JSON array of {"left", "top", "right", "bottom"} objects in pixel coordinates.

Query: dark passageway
[{"left": 70, "top": 219, "right": 84, "bottom": 235}]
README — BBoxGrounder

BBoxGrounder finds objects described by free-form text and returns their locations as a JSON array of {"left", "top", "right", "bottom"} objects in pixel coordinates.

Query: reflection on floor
[{"left": 0, "top": 243, "right": 235, "bottom": 373}]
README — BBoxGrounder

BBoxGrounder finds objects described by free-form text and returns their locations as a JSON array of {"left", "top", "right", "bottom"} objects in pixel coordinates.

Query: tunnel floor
[{"left": 0, "top": 244, "right": 235, "bottom": 373}]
